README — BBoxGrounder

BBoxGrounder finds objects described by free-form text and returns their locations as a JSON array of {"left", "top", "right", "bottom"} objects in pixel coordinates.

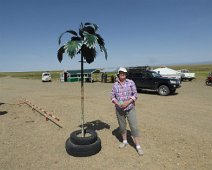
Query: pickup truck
[
  {"left": 178, "top": 69, "right": 195, "bottom": 81},
  {"left": 127, "top": 69, "right": 181, "bottom": 96}
]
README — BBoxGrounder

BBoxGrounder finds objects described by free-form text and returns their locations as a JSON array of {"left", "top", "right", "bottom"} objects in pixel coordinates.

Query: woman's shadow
[{"left": 112, "top": 128, "right": 136, "bottom": 148}]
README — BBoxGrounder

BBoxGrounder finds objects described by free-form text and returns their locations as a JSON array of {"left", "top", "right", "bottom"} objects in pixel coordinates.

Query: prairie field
[{"left": 0, "top": 64, "right": 212, "bottom": 80}]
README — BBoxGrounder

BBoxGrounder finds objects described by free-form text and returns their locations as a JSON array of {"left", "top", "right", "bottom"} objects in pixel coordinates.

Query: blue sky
[{"left": 0, "top": 0, "right": 212, "bottom": 72}]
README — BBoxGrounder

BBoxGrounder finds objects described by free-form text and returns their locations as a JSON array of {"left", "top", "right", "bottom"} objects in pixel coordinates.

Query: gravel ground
[{"left": 0, "top": 77, "right": 212, "bottom": 170}]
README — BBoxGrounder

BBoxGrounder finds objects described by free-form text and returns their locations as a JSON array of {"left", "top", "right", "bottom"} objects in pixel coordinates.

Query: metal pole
[{"left": 81, "top": 54, "right": 85, "bottom": 137}]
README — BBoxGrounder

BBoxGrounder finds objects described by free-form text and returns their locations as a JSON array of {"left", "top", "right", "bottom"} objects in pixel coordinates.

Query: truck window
[
  {"left": 132, "top": 73, "right": 142, "bottom": 78},
  {"left": 142, "top": 72, "right": 151, "bottom": 78},
  {"left": 152, "top": 72, "right": 161, "bottom": 78}
]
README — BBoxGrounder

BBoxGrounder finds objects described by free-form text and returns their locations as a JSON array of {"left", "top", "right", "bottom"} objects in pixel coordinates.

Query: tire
[
  {"left": 205, "top": 80, "right": 212, "bottom": 86},
  {"left": 158, "top": 85, "right": 170, "bottom": 96},
  {"left": 70, "top": 129, "right": 97, "bottom": 145},
  {"left": 205, "top": 80, "right": 209, "bottom": 86},
  {"left": 65, "top": 137, "right": 101, "bottom": 157}
]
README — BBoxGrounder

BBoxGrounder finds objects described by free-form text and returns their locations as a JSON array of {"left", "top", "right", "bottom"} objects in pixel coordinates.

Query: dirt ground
[{"left": 0, "top": 77, "right": 212, "bottom": 170}]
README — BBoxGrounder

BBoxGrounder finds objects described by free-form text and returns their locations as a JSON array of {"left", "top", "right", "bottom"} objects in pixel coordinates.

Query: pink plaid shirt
[{"left": 111, "top": 78, "right": 138, "bottom": 111}]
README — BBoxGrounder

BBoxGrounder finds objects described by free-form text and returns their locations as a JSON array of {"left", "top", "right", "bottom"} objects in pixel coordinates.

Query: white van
[{"left": 42, "top": 72, "right": 51, "bottom": 82}]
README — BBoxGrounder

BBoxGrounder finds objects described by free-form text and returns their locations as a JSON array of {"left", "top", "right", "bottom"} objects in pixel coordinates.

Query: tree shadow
[
  {"left": 0, "top": 111, "right": 8, "bottom": 116},
  {"left": 78, "top": 120, "right": 110, "bottom": 131},
  {"left": 112, "top": 128, "right": 136, "bottom": 148}
]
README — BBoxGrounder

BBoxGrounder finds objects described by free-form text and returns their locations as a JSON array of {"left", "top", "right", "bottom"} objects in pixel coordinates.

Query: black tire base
[
  {"left": 70, "top": 129, "right": 97, "bottom": 145},
  {"left": 65, "top": 137, "right": 101, "bottom": 157}
]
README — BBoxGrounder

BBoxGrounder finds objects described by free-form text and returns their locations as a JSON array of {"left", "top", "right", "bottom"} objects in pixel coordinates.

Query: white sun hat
[{"left": 118, "top": 67, "right": 127, "bottom": 74}]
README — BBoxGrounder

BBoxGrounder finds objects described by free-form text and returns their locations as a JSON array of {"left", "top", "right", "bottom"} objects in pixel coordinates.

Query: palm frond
[
  {"left": 71, "top": 36, "right": 82, "bottom": 41},
  {"left": 80, "top": 22, "right": 84, "bottom": 28},
  {"left": 84, "top": 22, "right": 92, "bottom": 26},
  {"left": 84, "top": 23, "right": 98, "bottom": 33},
  {"left": 79, "top": 23, "right": 84, "bottom": 37},
  {"left": 100, "top": 46, "right": 108, "bottom": 60},
  {"left": 81, "top": 45, "right": 96, "bottom": 64},
  {"left": 64, "top": 40, "right": 83, "bottom": 59},
  {"left": 96, "top": 34, "right": 105, "bottom": 46},
  {"left": 83, "top": 26, "right": 95, "bottom": 34},
  {"left": 83, "top": 32, "right": 98, "bottom": 49},
  {"left": 58, "top": 30, "right": 78, "bottom": 45},
  {"left": 57, "top": 45, "right": 65, "bottom": 63},
  {"left": 93, "top": 24, "right": 98, "bottom": 31}
]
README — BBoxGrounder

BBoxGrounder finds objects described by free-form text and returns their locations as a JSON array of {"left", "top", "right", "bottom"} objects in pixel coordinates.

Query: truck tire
[
  {"left": 65, "top": 137, "right": 101, "bottom": 157},
  {"left": 70, "top": 129, "right": 97, "bottom": 145},
  {"left": 158, "top": 85, "right": 170, "bottom": 96}
]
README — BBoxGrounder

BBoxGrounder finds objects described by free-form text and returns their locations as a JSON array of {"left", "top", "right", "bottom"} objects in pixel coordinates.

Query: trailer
[{"left": 153, "top": 67, "right": 181, "bottom": 81}]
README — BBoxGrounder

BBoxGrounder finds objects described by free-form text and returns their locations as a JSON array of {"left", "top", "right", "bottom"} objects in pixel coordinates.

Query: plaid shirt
[{"left": 111, "top": 78, "right": 138, "bottom": 111}]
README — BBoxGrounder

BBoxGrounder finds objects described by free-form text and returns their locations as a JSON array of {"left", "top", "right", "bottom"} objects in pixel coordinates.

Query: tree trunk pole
[{"left": 81, "top": 54, "right": 85, "bottom": 137}]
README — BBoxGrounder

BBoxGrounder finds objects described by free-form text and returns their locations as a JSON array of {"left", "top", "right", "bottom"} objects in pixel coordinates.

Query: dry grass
[{"left": 0, "top": 64, "right": 211, "bottom": 80}]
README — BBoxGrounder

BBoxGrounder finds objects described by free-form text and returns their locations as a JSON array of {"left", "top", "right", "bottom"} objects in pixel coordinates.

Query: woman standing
[{"left": 111, "top": 67, "right": 143, "bottom": 156}]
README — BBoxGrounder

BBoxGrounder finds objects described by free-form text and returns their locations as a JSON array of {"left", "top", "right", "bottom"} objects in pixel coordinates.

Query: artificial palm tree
[{"left": 57, "top": 22, "right": 107, "bottom": 137}]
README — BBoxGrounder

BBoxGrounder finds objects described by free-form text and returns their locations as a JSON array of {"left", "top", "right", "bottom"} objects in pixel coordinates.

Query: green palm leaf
[
  {"left": 83, "top": 32, "right": 98, "bottom": 49},
  {"left": 64, "top": 40, "right": 82, "bottom": 58}
]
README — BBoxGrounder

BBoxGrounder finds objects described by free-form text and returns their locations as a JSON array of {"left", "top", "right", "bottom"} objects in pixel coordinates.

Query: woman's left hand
[{"left": 120, "top": 100, "right": 131, "bottom": 109}]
